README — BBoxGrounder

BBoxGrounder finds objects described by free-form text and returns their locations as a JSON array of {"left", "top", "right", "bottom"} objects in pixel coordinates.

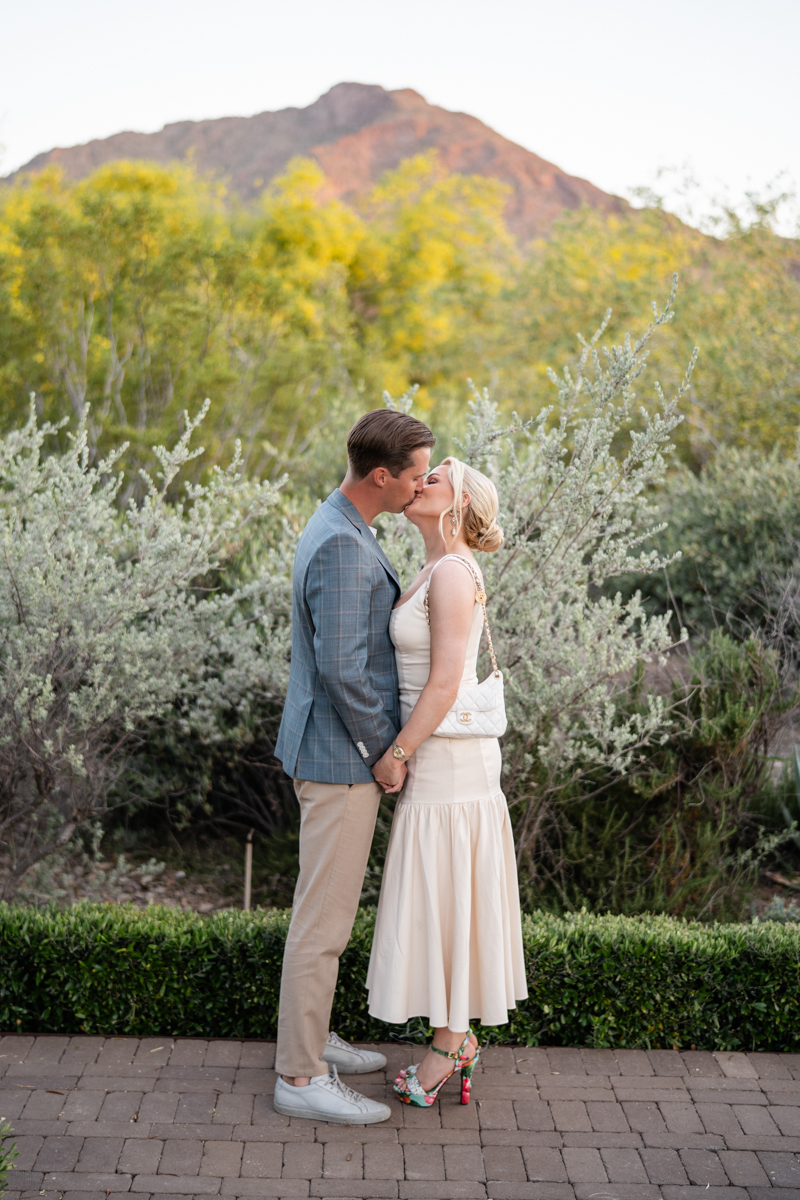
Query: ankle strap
[{"left": 430, "top": 1030, "right": 472, "bottom": 1060}]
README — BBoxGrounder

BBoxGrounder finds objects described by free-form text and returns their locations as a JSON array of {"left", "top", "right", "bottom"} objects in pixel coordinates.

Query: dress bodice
[{"left": 389, "top": 555, "right": 483, "bottom": 706}]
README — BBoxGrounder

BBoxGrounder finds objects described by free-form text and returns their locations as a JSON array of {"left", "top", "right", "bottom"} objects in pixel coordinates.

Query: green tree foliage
[{"left": 2, "top": 156, "right": 797, "bottom": 479}]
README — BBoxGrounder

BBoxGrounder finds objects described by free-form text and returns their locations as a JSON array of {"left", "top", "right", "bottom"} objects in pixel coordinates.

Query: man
[{"left": 273, "top": 408, "right": 435, "bottom": 1124}]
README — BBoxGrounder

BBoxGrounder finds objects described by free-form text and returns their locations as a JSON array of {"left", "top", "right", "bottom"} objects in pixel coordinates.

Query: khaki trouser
[{"left": 275, "top": 777, "right": 382, "bottom": 1079}]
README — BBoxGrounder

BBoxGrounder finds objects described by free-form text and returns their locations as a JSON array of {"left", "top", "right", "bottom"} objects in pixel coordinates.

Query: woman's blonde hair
[{"left": 438, "top": 456, "right": 504, "bottom": 553}]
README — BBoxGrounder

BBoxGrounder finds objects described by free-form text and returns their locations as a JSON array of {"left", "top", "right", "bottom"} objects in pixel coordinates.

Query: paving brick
[
  {"left": 599, "top": 1146, "right": 647, "bottom": 1182},
  {"left": 562, "top": 1133, "right": 641, "bottom": 1149},
  {"left": 641, "top": 1133, "right": 724, "bottom": 1150},
  {"left": 77, "top": 1069, "right": 156, "bottom": 1090},
  {"left": 159, "top": 1138, "right": 203, "bottom": 1175},
  {"left": 440, "top": 1095, "right": 479, "bottom": 1129},
  {"left": 678, "top": 1148, "right": 728, "bottom": 1185},
  {"left": 74, "top": 1136, "right": 123, "bottom": 1171},
  {"left": 169, "top": 1041, "right": 208, "bottom": 1068},
  {"left": 620, "top": 1101, "right": 666, "bottom": 1134},
  {"left": 66, "top": 1121, "right": 154, "bottom": 1139},
  {"left": 561, "top": 1147, "right": 605, "bottom": 1184},
  {"left": 732, "top": 1103, "right": 780, "bottom": 1135},
  {"left": 210, "top": 1093, "right": 252, "bottom": 1126},
  {"left": 512, "top": 1049, "right": 550, "bottom": 1075},
  {"left": 520, "top": 1146, "right": 567, "bottom": 1182},
  {"left": 321, "top": 1142, "right": 363, "bottom": 1179},
  {"left": 21, "top": 1090, "right": 67, "bottom": 1121},
  {"left": 60, "top": 1091, "right": 104, "bottom": 1122},
  {"left": 282, "top": 1142, "right": 323, "bottom": 1179},
  {"left": 237, "top": 1043, "right": 275, "bottom": 1069},
  {"left": 130, "top": 1174, "right": 219, "bottom": 1193},
  {"left": 133, "top": 1039, "right": 175, "bottom": 1068},
  {"left": 364, "top": 1142, "right": 404, "bottom": 1179},
  {"left": 639, "top": 1147, "right": 689, "bottom": 1184},
  {"left": 757, "top": 1150, "right": 800, "bottom": 1186},
  {"left": 647, "top": 1050, "right": 685, "bottom": 1077},
  {"left": 442, "top": 1143, "right": 485, "bottom": 1181},
  {"left": 28, "top": 1038, "right": 70, "bottom": 1066},
  {"left": 0, "top": 1089, "right": 31, "bottom": 1121},
  {"left": 513, "top": 1101, "right": 554, "bottom": 1131},
  {"left": 41, "top": 1170, "right": 132, "bottom": 1192},
  {"left": 34, "top": 1136, "right": 83, "bottom": 1172},
  {"left": 94, "top": 1039, "right": 139, "bottom": 1068},
  {"left": 205, "top": 1043, "right": 242, "bottom": 1069},
  {"left": 200, "top": 1142, "right": 243, "bottom": 1177},
  {"left": 544, "top": 1051, "right": 584, "bottom": 1077},
  {"left": 175, "top": 1095, "right": 218, "bottom": 1123},
  {"left": 686, "top": 1075, "right": 762, "bottom": 1095},
  {"left": 659, "top": 1101, "right": 704, "bottom": 1133},
  {"left": 680, "top": 1051, "right": 722, "bottom": 1078},
  {"left": 239, "top": 1140, "right": 283, "bottom": 1177},
  {"left": 658, "top": 1190, "right": 748, "bottom": 1200},
  {"left": 585, "top": 1102, "right": 628, "bottom": 1132},
  {"left": 770, "top": 1104, "right": 800, "bottom": 1135},
  {"left": 138, "top": 1092, "right": 181, "bottom": 1124},
  {"left": 98, "top": 1090, "right": 143, "bottom": 1122},
  {"left": 402, "top": 1143, "right": 444, "bottom": 1179},
  {"left": 233, "top": 1069, "right": 277, "bottom": 1095},
  {"left": 580, "top": 1050, "right": 618, "bottom": 1076},
  {"left": 573, "top": 1187, "right": 660, "bottom": 1200},
  {"left": 713, "top": 1052, "right": 758, "bottom": 1079},
  {"left": 614, "top": 1050, "right": 653, "bottom": 1077},
  {"left": 312, "top": 1184, "right": 397, "bottom": 1198},
  {"left": 475, "top": 1099, "right": 516, "bottom": 1129},
  {"left": 219, "top": 1179, "right": 309, "bottom": 1196},
  {"left": 119, "top": 1136, "right": 164, "bottom": 1174},
  {"left": 716, "top": 1149, "right": 769, "bottom": 1185},
  {"left": 60, "top": 1039, "right": 105, "bottom": 1067},
  {"left": 746, "top": 1052, "right": 792, "bottom": 1079},
  {"left": 548, "top": 1103, "right": 589, "bottom": 1133},
  {"left": 403, "top": 1102, "right": 441, "bottom": 1130},
  {"left": 536, "top": 1086, "right": 609, "bottom": 1103},
  {"left": 398, "top": 1184, "right": 484, "bottom": 1199},
  {"left": 483, "top": 1145, "right": 527, "bottom": 1181},
  {"left": 482, "top": 1047, "right": 517, "bottom": 1072},
  {"left": 4, "top": 1134, "right": 43, "bottom": 1170},
  {"left": 0, "top": 1035, "right": 35, "bottom": 1060},
  {"left": 695, "top": 1101, "right": 743, "bottom": 1135}
]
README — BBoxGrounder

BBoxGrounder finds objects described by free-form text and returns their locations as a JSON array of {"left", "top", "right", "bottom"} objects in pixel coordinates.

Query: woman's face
[{"left": 403, "top": 463, "right": 456, "bottom": 526}]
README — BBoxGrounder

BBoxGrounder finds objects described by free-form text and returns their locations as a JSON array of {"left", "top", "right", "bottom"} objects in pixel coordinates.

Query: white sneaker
[
  {"left": 322, "top": 1030, "right": 388, "bottom": 1075},
  {"left": 273, "top": 1065, "right": 392, "bottom": 1124}
]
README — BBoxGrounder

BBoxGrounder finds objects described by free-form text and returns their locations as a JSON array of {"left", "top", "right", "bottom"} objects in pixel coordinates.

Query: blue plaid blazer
[{"left": 275, "top": 489, "right": 401, "bottom": 785}]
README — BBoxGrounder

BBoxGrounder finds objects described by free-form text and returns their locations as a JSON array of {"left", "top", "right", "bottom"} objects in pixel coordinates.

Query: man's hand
[{"left": 372, "top": 748, "right": 407, "bottom": 794}]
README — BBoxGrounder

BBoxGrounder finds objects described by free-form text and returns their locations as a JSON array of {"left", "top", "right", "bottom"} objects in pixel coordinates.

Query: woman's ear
[{"left": 462, "top": 493, "right": 471, "bottom": 510}]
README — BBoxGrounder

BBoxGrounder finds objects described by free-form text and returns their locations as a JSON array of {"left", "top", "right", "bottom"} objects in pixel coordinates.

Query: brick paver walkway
[{"left": 2, "top": 1036, "right": 800, "bottom": 1199}]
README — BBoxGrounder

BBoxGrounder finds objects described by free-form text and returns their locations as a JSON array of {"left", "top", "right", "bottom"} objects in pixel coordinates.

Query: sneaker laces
[
  {"left": 326, "top": 1030, "right": 354, "bottom": 1052},
  {"left": 321, "top": 1064, "right": 363, "bottom": 1105}
]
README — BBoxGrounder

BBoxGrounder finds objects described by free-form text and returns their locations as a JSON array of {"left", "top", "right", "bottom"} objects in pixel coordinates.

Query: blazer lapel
[{"left": 327, "top": 490, "right": 401, "bottom": 589}]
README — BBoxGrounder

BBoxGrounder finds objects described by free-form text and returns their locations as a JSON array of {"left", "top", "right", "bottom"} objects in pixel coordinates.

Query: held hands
[{"left": 372, "top": 747, "right": 407, "bottom": 794}]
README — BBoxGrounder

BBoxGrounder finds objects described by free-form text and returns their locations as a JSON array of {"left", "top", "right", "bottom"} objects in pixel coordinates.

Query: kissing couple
[{"left": 272, "top": 408, "right": 527, "bottom": 1122}]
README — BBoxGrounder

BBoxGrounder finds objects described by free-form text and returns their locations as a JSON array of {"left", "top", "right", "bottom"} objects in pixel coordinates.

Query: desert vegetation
[{"left": 0, "top": 156, "right": 799, "bottom": 922}]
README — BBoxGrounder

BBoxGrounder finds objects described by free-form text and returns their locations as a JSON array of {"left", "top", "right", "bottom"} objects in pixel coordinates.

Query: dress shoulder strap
[{"left": 423, "top": 555, "right": 500, "bottom": 676}]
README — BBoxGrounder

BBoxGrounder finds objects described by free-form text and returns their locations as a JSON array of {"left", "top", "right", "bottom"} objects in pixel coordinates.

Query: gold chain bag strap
[{"left": 423, "top": 554, "right": 507, "bottom": 739}]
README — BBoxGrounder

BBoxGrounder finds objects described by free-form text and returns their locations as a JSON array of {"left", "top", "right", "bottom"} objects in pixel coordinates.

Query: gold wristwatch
[{"left": 392, "top": 741, "right": 409, "bottom": 763}]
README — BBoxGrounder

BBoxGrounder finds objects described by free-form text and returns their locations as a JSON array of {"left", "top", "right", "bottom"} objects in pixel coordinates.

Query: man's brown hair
[{"left": 347, "top": 409, "right": 435, "bottom": 480}]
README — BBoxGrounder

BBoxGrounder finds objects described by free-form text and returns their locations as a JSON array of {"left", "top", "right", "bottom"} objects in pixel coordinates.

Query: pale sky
[{"left": 2, "top": 0, "right": 798, "bottom": 233}]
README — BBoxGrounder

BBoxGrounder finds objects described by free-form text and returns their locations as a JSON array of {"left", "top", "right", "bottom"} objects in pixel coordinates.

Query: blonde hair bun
[{"left": 440, "top": 456, "right": 504, "bottom": 554}]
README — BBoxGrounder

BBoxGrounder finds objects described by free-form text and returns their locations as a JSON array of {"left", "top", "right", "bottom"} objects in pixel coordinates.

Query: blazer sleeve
[{"left": 305, "top": 532, "right": 398, "bottom": 766}]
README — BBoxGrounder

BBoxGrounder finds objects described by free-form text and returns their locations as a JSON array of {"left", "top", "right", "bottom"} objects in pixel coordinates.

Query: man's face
[{"left": 379, "top": 447, "right": 431, "bottom": 514}]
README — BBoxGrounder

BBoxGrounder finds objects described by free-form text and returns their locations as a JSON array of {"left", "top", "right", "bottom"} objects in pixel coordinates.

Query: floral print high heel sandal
[{"left": 393, "top": 1031, "right": 480, "bottom": 1107}]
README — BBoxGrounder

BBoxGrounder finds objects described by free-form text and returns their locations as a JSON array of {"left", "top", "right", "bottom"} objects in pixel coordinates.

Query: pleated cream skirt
[{"left": 366, "top": 731, "right": 528, "bottom": 1030}]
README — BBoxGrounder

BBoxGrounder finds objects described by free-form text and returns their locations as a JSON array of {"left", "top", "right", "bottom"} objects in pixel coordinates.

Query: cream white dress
[{"left": 366, "top": 554, "right": 528, "bottom": 1030}]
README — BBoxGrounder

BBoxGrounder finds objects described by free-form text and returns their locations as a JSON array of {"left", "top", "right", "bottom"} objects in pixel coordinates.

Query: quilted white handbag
[{"left": 423, "top": 555, "right": 507, "bottom": 739}]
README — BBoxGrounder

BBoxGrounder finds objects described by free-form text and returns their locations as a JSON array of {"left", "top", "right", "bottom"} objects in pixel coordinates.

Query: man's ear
[{"left": 373, "top": 467, "right": 389, "bottom": 488}]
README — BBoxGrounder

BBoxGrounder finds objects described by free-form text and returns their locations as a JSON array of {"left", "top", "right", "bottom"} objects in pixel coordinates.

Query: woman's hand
[{"left": 372, "top": 748, "right": 406, "bottom": 793}]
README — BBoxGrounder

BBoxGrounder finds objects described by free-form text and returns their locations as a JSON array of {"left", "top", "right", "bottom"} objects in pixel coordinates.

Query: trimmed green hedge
[{"left": 2, "top": 903, "right": 800, "bottom": 1051}]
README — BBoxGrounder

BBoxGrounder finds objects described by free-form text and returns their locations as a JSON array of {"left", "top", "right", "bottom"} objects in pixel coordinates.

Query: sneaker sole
[
  {"left": 273, "top": 1096, "right": 392, "bottom": 1124},
  {"left": 323, "top": 1056, "right": 388, "bottom": 1075}
]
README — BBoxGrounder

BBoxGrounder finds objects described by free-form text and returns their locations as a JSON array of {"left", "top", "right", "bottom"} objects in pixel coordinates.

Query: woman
[{"left": 367, "top": 457, "right": 527, "bottom": 1107}]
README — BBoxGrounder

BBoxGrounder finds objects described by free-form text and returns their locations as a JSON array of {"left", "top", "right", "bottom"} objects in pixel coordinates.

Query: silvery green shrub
[
  {"left": 0, "top": 401, "right": 289, "bottom": 898},
  {"left": 381, "top": 281, "right": 697, "bottom": 864}
]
